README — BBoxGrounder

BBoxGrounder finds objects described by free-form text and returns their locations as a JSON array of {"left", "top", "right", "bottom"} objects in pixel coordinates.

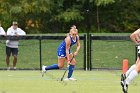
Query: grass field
[
  {"left": 0, "top": 33, "right": 138, "bottom": 93},
  {"left": 0, "top": 70, "right": 140, "bottom": 93}
]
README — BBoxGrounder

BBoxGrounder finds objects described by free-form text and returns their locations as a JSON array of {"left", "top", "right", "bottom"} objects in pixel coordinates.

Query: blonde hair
[
  {"left": 70, "top": 25, "right": 78, "bottom": 33},
  {"left": 71, "top": 25, "right": 76, "bottom": 29},
  {"left": 67, "top": 25, "right": 78, "bottom": 36}
]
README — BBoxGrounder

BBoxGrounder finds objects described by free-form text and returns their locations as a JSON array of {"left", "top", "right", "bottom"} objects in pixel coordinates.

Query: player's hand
[
  {"left": 67, "top": 61, "right": 71, "bottom": 67},
  {"left": 15, "top": 32, "right": 19, "bottom": 37},
  {"left": 68, "top": 60, "right": 71, "bottom": 65}
]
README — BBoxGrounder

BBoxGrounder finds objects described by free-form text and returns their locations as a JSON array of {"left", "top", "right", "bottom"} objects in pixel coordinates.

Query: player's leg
[
  {"left": 42, "top": 49, "right": 67, "bottom": 77},
  {"left": 65, "top": 54, "right": 77, "bottom": 81},
  {"left": 125, "top": 58, "right": 140, "bottom": 85},
  {"left": 12, "top": 48, "right": 18, "bottom": 70},
  {"left": 121, "top": 64, "right": 136, "bottom": 83},
  {"left": 122, "top": 64, "right": 139, "bottom": 93},
  {"left": 42, "top": 57, "right": 66, "bottom": 77},
  {"left": 121, "top": 60, "right": 137, "bottom": 82},
  {"left": 125, "top": 64, "right": 136, "bottom": 77},
  {"left": 121, "top": 48, "right": 140, "bottom": 93},
  {"left": 43, "top": 57, "right": 65, "bottom": 70},
  {"left": 121, "top": 58, "right": 140, "bottom": 93},
  {"left": 126, "top": 54, "right": 140, "bottom": 77},
  {"left": 6, "top": 46, "right": 11, "bottom": 70}
]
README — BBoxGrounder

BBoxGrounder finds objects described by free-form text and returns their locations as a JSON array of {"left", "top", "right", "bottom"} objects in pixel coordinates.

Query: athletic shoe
[
  {"left": 64, "top": 78, "right": 77, "bottom": 81},
  {"left": 69, "top": 78, "right": 77, "bottom": 81},
  {"left": 121, "top": 74, "right": 126, "bottom": 82},
  {"left": 64, "top": 78, "right": 70, "bottom": 81},
  {"left": 41, "top": 65, "right": 46, "bottom": 77},
  {"left": 124, "top": 83, "right": 128, "bottom": 93},
  {"left": 121, "top": 80, "right": 128, "bottom": 93}
]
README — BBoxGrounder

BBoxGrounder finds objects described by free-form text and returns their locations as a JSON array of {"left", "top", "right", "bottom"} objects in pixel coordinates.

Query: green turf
[
  {"left": 0, "top": 70, "right": 140, "bottom": 93},
  {"left": 92, "top": 40, "right": 135, "bottom": 68}
]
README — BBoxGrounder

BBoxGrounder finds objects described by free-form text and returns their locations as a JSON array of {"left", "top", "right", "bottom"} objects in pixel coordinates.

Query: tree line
[{"left": 0, "top": 0, "right": 140, "bottom": 33}]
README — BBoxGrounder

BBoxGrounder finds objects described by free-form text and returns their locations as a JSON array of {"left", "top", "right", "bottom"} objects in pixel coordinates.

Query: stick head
[{"left": 60, "top": 78, "right": 63, "bottom": 81}]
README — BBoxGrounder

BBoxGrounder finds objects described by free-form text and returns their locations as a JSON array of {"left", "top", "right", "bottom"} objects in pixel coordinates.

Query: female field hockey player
[
  {"left": 121, "top": 28, "right": 140, "bottom": 93},
  {"left": 42, "top": 25, "right": 80, "bottom": 81}
]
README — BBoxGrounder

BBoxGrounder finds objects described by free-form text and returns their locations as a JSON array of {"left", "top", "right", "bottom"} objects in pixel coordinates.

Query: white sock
[
  {"left": 126, "top": 70, "right": 138, "bottom": 85},
  {"left": 126, "top": 64, "right": 136, "bottom": 77}
]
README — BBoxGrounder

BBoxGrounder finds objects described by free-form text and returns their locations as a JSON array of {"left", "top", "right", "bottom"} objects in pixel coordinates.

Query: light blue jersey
[{"left": 57, "top": 35, "right": 78, "bottom": 58}]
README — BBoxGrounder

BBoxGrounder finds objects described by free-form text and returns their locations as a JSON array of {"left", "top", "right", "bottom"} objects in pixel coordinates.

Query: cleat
[
  {"left": 121, "top": 81, "right": 128, "bottom": 93},
  {"left": 121, "top": 74, "right": 126, "bottom": 82},
  {"left": 120, "top": 74, "right": 128, "bottom": 93},
  {"left": 69, "top": 77, "right": 77, "bottom": 81},
  {"left": 64, "top": 78, "right": 70, "bottom": 81},
  {"left": 41, "top": 65, "right": 46, "bottom": 77},
  {"left": 64, "top": 78, "right": 77, "bottom": 81},
  {"left": 124, "top": 84, "right": 128, "bottom": 93}
]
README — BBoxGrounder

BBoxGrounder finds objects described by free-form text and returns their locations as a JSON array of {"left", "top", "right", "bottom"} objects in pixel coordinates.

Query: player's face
[
  {"left": 71, "top": 31, "right": 77, "bottom": 38},
  {"left": 13, "top": 24, "right": 18, "bottom": 30}
]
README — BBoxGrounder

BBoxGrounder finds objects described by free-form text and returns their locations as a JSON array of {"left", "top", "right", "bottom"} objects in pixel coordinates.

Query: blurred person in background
[
  {"left": 6, "top": 21, "right": 26, "bottom": 70},
  {"left": 0, "top": 21, "right": 6, "bottom": 36}
]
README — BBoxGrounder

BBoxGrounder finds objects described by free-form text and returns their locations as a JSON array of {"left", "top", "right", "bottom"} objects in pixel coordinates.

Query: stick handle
[{"left": 61, "top": 54, "right": 74, "bottom": 81}]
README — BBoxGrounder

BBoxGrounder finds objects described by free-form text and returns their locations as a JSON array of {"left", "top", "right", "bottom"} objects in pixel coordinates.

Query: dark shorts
[{"left": 6, "top": 46, "right": 18, "bottom": 56}]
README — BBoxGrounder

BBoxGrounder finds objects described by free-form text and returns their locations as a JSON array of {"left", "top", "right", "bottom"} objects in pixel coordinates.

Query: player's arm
[
  {"left": 74, "top": 36, "right": 80, "bottom": 56},
  {"left": 6, "top": 28, "right": 11, "bottom": 36},
  {"left": 130, "top": 28, "right": 140, "bottom": 45},
  {"left": 65, "top": 36, "right": 71, "bottom": 63},
  {"left": 0, "top": 27, "right": 6, "bottom": 36},
  {"left": 15, "top": 28, "right": 26, "bottom": 37},
  {"left": 17, "top": 28, "right": 26, "bottom": 35}
]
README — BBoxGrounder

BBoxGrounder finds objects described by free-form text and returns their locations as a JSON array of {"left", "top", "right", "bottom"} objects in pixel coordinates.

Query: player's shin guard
[
  {"left": 45, "top": 64, "right": 59, "bottom": 70},
  {"left": 126, "top": 69, "right": 138, "bottom": 85},
  {"left": 68, "top": 65, "right": 75, "bottom": 78},
  {"left": 126, "top": 64, "right": 136, "bottom": 77}
]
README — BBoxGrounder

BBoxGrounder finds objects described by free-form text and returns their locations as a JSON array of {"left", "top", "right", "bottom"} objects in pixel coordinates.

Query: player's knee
[
  {"left": 58, "top": 64, "right": 64, "bottom": 69},
  {"left": 13, "top": 55, "right": 17, "bottom": 59},
  {"left": 6, "top": 56, "right": 10, "bottom": 58}
]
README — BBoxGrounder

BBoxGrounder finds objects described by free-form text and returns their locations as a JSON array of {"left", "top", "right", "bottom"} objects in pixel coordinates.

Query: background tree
[{"left": 0, "top": 0, "right": 140, "bottom": 33}]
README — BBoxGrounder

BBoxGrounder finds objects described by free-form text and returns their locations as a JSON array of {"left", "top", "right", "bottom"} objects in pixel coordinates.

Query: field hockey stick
[{"left": 60, "top": 54, "right": 74, "bottom": 81}]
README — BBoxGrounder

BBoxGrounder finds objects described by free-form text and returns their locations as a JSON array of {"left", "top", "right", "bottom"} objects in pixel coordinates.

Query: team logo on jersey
[{"left": 61, "top": 54, "right": 64, "bottom": 57}]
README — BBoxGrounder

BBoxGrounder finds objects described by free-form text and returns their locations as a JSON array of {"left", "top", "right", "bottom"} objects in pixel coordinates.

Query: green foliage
[
  {"left": 55, "top": 9, "right": 84, "bottom": 22},
  {"left": 10, "top": 6, "right": 22, "bottom": 14},
  {"left": 0, "top": 0, "right": 140, "bottom": 33},
  {"left": 94, "top": 0, "right": 115, "bottom": 6}
]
